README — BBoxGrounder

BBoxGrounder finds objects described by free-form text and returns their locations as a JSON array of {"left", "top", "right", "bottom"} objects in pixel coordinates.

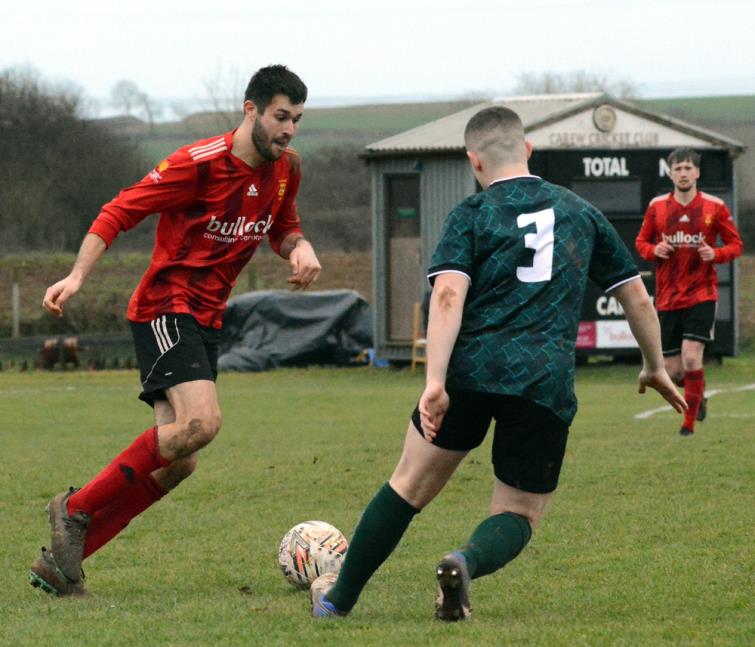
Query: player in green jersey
[{"left": 311, "top": 106, "right": 687, "bottom": 621}]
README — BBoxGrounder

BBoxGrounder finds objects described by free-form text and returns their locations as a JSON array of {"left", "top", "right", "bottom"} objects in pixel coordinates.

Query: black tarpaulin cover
[{"left": 218, "top": 290, "right": 373, "bottom": 371}]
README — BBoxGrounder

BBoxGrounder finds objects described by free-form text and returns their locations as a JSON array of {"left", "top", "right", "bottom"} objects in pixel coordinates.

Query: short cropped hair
[
  {"left": 668, "top": 147, "right": 700, "bottom": 168},
  {"left": 464, "top": 106, "right": 525, "bottom": 164},
  {"left": 244, "top": 65, "right": 308, "bottom": 112}
]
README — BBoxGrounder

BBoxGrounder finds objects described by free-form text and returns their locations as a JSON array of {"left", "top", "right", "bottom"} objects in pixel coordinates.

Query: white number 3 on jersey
[{"left": 516, "top": 208, "right": 555, "bottom": 282}]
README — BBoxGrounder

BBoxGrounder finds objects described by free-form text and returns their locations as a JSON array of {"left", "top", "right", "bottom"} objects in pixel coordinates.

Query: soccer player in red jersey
[
  {"left": 29, "top": 65, "right": 321, "bottom": 597},
  {"left": 636, "top": 147, "right": 743, "bottom": 436}
]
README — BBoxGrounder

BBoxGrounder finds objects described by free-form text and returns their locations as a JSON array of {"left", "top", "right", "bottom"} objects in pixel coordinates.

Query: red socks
[
  {"left": 83, "top": 474, "right": 166, "bottom": 558},
  {"left": 68, "top": 427, "right": 169, "bottom": 517},
  {"left": 683, "top": 369, "right": 705, "bottom": 431}
]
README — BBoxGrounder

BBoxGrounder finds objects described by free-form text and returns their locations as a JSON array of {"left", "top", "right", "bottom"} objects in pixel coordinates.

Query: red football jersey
[
  {"left": 635, "top": 191, "right": 743, "bottom": 311},
  {"left": 88, "top": 131, "right": 304, "bottom": 329}
]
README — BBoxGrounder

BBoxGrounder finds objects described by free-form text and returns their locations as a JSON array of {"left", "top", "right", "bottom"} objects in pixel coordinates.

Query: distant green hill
[
  {"left": 105, "top": 95, "right": 753, "bottom": 165},
  {"left": 110, "top": 100, "right": 479, "bottom": 164},
  {"left": 636, "top": 95, "right": 755, "bottom": 123}
]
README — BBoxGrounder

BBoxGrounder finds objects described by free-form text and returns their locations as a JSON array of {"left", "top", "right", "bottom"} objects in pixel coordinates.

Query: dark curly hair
[{"left": 244, "top": 65, "right": 307, "bottom": 112}]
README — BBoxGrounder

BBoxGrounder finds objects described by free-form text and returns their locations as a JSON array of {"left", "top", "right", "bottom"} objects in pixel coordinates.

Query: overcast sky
[{"left": 2, "top": 0, "right": 753, "bottom": 115}]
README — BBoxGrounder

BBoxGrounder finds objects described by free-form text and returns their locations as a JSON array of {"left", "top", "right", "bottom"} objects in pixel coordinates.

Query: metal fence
[{"left": 0, "top": 333, "right": 135, "bottom": 371}]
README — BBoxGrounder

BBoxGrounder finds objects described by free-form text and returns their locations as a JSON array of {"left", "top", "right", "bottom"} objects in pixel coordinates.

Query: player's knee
[
  {"left": 178, "top": 413, "right": 221, "bottom": 454},
  {"left": 681, "top": 354, "right": 702, "bottom": 372}
]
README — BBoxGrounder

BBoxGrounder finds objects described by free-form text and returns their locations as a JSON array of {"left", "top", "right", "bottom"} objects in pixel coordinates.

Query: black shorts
[
  {"left": 659, "top": 301, "right": 716, "bottom": 356},
  {"left": 411, "top": 388, "right": 569, "bottom": 494},
  {"left": 130, "top": 314, "right": 221, "bottom": 406}
]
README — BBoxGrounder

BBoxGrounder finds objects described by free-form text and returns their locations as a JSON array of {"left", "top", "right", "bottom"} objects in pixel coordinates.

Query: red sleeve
[
  {"left": 635, "top": 203, "right": 658, "bottom": 261},
  {"left": 267, "top": 152, "right": 304, "bottom": 257},
  {"left": 713, "top": 203, "right": 744, "bottom": 263},
  {"left": 88, "top": 151, "right": 198, "bottom": 248}
]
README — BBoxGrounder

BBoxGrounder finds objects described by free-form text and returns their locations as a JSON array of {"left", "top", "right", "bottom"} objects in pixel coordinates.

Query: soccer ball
[{"left": 278, "top": 520, "right": 348, "bottom": 590}]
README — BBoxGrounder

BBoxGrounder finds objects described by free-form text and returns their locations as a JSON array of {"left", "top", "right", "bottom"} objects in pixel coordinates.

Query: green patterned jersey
[{"left": 428, "top": 175, "right": 639, "bottom": 425}]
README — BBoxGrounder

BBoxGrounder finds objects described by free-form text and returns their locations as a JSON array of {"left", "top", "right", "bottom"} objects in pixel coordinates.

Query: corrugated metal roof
[{"left": 365, "top": 92, "right": 744, "bottom": 156}]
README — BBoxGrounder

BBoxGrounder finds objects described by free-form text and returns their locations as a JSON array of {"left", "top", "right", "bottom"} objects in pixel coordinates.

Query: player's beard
[{"left": 252, "top": 118, "right": 287, "bottom": 162}]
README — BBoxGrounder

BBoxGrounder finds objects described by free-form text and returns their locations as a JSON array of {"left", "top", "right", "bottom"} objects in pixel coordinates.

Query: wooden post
[{"left": 12, "top": 282, "right": 21, "bottom": 338}]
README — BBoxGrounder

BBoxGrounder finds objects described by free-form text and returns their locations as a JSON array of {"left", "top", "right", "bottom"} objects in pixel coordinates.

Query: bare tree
[
  {"left": 0, "top": 67, "right": 145, "bottom": 252},
  {"left": 512, "top": 71, "right": 639, "bottom": 99},
  {"left": 111, "top": 80, "right": 161, "bottom": 128},
  {"left": 111, "top": 80, "right": 141, "bottom": 115},
  {"left": 201, "top": 65, "right": 245, "bottom": 131}
]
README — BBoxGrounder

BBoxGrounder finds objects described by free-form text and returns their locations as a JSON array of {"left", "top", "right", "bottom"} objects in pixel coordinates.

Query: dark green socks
[
  {"left": 327, "top": 482, "right": 419, "bottom": 613},
  {"left": 460, "top": 512, "right": 532, "bottom": 579}
]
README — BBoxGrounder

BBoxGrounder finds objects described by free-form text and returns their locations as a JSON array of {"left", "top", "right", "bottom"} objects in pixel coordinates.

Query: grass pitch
[{"left": 1, "top": 359, "right": 753, "bottom": 646}]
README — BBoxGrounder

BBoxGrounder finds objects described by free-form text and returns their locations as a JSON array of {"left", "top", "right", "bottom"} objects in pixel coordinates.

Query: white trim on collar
[{"left": 488, "top": 175, "right": 541, "bottom": 187}]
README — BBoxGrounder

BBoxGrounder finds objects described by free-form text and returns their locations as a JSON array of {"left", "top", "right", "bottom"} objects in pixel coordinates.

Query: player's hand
[
  {"left": 42, "top": 276, "right": 82, "bottom": 317},
  {"left": 638, "top": 367, "right": 687, "bottom": 413},
  {"left": 287, "top": 239, "right": 321, "bottom": 290},
  {"left": 654, "top": 242, "right": 675, "bottom": 259},
  {"left": 697, "top": 242, "right": 715, "bottom": 262},
  {"left": 418, "top": 380, "right": 449, "bottom": 442}
]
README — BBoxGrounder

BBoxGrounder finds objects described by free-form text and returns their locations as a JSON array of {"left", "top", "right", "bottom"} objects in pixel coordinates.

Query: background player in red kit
[
  {"left": 635, "top": 147, "right": 743, "bottom": 436},
  {"left": 29, "top": 65, "right": 321, "bottom": 596}
]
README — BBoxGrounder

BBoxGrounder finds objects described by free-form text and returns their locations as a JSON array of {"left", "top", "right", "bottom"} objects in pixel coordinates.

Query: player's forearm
[
  {"left": 713, "top": 238, "right": 744, "bottom": 263},
  {"left": 425, "top": 281, "right": 466, "bottom": 385},
  {"left": 712, "top": 212, "right": 744, "bottom": 263},
  {"left": 69, "top": 233, "right": 107, "bottom": 284},
  {"left": 612, "top": 279, "right": 664, "bottom": 372},
  {"left": 634, "top": 238, "right": 658, "bottom": 262},
  {"left": 635, "top": 214, "right": 658, "bottom": 261}
]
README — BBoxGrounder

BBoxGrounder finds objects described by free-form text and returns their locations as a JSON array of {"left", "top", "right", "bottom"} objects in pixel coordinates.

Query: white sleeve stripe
[
  {"left": 427, "top": 269, "right": 472, "bottom": 284},
  {"left": 604, "top": 274, "right": 641, "bottom": 293},
  {"left": 188, "top": 138, "right": 226, "bottom": 154},
  {"left": 191, "top": 143, "right": 228, "bottom": 160}
]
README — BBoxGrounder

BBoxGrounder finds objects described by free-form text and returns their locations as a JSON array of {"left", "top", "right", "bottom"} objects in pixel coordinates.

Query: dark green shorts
[{"left": 411, "top": 388, "right": 568, "bottom": 494}]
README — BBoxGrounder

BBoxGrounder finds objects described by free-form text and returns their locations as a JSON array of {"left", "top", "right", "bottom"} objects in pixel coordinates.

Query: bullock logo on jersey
[
  {"left": 662, "top": 231, "right": 706, "bottom": 248},
  {"left": 148, "top": 159, "right": 170, "bottom": 184},
  {"left": 247, "top": 184, "right": 259, "bottom": 197},
  {"left": 204, "top": 214, "right": 273, "bottom": 243},
  {"left": 278, "top": 180, "right": 287, "bottom": 198}
]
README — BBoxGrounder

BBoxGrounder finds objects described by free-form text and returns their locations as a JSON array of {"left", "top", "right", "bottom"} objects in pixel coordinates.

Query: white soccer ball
[{"left": 278, "top": 520, "right": 348, "bottom": 590}]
